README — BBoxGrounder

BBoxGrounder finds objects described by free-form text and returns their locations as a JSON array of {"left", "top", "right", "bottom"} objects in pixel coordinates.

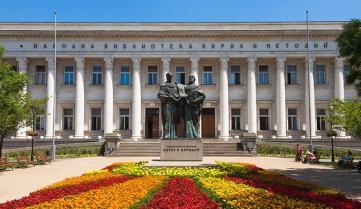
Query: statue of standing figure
[
  {"left": 158, "top": 73, "right": 180, "bottom": 138},
  {"left": 158, "top": 73, "right": 205, "bottom": 139}
]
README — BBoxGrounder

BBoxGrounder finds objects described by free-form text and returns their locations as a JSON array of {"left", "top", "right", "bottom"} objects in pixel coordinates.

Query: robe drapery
[{"left": 158, "top": 82, "right": 180, "bottom": 138}]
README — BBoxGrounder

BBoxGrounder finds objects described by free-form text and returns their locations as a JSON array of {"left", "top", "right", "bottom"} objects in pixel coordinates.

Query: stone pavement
[{"left": 0, "top": 156, "right": 360, "bottom": 203}]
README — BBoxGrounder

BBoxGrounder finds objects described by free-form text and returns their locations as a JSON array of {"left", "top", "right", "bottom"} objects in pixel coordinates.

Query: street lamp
[{"left": 27, "top": 106, "right": 39, "bottom": 161}]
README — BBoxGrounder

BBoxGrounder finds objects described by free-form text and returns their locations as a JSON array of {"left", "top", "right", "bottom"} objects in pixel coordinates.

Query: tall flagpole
[
  {"left": 306, "top": 10, "right": 313, "bottom": 152},
  {"left": 51, "top": 11, "right": 57, "bottom": 160}
]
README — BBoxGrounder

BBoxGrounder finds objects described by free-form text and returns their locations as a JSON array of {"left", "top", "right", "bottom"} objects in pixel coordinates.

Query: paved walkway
[{"left": 0, "top": 156, "right": 360, "bottom": 203}]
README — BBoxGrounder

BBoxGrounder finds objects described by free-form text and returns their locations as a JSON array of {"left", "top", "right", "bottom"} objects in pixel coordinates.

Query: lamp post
[
  {"left": 331, "top": 136, "right": 335, "bottom": 162},
  {"left": 28, "top": 106, "right": 39, "bottom": 161}
]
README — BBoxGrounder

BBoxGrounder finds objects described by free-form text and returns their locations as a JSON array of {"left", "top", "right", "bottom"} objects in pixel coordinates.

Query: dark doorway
[
  {"left": 145, "top": 108, "right": 160, "bottom": 139},
  {"left": 201, "top": 108, "right": 215, "bottom": 138}
]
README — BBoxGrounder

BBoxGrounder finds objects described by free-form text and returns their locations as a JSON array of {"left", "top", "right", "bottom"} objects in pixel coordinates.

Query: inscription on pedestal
[{"left": 160, "top": 139, "right": 203, "bottom": 161}]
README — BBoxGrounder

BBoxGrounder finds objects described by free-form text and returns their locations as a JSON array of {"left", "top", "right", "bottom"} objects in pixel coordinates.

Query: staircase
[{"left": 108, "top": 140, "right": 253, "bottom": 157}]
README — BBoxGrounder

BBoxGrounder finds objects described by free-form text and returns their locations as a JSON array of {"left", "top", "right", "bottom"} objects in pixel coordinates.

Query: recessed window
[
  {"left": 63, "top": 108, "right": 74, "bottom": 130},
  {"left": 259, "top": 109, "right": 269, "bottom": 130},
  {"left": 231, "top": 109, "right": 241, "bottom": 130},
  {"left": 147, "top": 66, "right": 158, "bottom": 85},
  {"left": 203, "top": 66, "right": 213, "bottom": 85},
  {"left": 35, "top": 65, "right": 46, "bottom": 85},
  {"left": 91, "top": 108, "right": 102, "bottom": 131},
  {"left": 12, "top": 65, "right": 18, "bottom": 72},
  {"left": 119, "top": 66, "right": 130, "bottom": 85},
  {"left": 92, "top": 66, "right": 102, "bottom": 85},
  {"left": 258, "top": 65, "right": 269, "bottom": 85},
  {"left": 175, "top": 66, "right": 186, "bottom": 84},
  {"left": 315, "top": 65, "right": 326, "bottom": 85},
  {"left": 288, "top": 108, "right": 298, "bottom": 130},
  {"left": 35, "top": 115, "right": 46, "bottom": 131},
  {"left": 64, "top": 66, "right": 74, "bottom": 85},
  {"left": 230, "top": 65, "right": 241, "bottom": 85},
  {"left": 119, "top": 108, "right": 129, "bottom": 130},
  {"left": 316, "top": 109, "right": 326, "bottom": 130},
  {"left": 287, "top": 65, "right": 297, "bottom": 85}
]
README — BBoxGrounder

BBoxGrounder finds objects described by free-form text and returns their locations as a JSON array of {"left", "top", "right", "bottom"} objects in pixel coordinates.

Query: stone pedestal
[
  {"left": 104, "top": 134, "right": 122, "bottom": 156},
  {"left": 241, "top": 133, "right": 257, "bottom": 155},
  {"left": 160, "top": 139, "right": 203, "bottom": 161}
]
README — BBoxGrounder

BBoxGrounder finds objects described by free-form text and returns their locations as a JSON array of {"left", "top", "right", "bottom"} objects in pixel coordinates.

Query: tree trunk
[{"left": 0, "top": 136, "right": 4, "bottom": 158}]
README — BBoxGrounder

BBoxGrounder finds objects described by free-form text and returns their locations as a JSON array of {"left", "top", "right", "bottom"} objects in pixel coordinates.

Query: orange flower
[{"left": 28, "top": 176, "right": 165, "bottom": 209}]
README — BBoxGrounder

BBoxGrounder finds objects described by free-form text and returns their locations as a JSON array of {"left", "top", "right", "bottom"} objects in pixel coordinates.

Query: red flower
[
  {"left": 227, "top": 177, "right": 361, "bottom": 209},
  {"left": 0, "top": 176, "right": 133, "bottom": 209},
  {"left": 142, "top": 177, "right": 219, "bottom": 209}
]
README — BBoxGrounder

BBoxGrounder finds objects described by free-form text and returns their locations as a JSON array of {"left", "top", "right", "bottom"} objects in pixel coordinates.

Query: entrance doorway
[
  {"left": 145, "top": 108, "right": 160, "bottom": 139},
  {"left": 201, "top": 108, "right": 215, "bottom": 138}
]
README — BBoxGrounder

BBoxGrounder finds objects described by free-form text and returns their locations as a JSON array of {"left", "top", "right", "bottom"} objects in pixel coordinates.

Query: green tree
[
  {"left": 326, "top": 99, "right": 361, "bottom": 138},
  {"left": 336, "top": 19, "right": 361, "bottom": 96},
  {"left": 0, "top": 46, "right": 47, "bottom": 157}
]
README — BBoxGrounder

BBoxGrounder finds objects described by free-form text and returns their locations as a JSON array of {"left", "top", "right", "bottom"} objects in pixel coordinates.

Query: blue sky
[{"left": 0, "top": 0, "right": 360, "bottom": 22}]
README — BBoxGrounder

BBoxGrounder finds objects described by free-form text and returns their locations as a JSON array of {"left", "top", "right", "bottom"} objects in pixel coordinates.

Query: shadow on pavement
[{"left": 276, "top": 166, "right": 361, "bottom": 201}]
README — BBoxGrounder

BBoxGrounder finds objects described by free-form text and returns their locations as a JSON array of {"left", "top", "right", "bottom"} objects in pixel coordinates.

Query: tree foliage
[
  {"left": 0, "top": 46, "right": 47, "bottom": 157},
  {"left": 336, "top": 19, "right": 361, "bottom": 96},
  {"left": 326, "top": 99, "right": 361, "bottom": 138}
]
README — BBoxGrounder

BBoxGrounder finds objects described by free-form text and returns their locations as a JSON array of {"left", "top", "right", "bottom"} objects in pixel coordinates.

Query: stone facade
[{"left": 0, "top": 22, "right": 358, "bottom": 140}]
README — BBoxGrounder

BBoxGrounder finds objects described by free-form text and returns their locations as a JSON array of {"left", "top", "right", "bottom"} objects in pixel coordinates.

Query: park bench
[
  {"left": 338, "top": 157, "right": 354, "bottom": 169},
  {"left": 16, "top": 156, "right": 36, "bottom": 168},
  {"left": 0, "top": 157, "right": 15, "bottom": 170},
  {"left": 36, "top": 154, "right": 52, "bottom": 165}
]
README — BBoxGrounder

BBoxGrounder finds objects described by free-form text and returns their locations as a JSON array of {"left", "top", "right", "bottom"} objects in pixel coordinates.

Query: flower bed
[{"left": 0, "top": 161, "right": 359, "bottom": 209}]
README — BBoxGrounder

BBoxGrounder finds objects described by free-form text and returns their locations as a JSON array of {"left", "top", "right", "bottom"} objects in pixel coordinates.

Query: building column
[
  {"left": 190, "top": 56, "right": 200, "bottom": 85},
  {"left": 334, "top": 57, "right": 346, "bottom": 137},
  {"left": 305, "top": 56, "right": 316, "bottom": 137},
  {"left": 276, "top": 57, "right": 287, "bottom": 138},
  {"left": 247, "top": 57, "right": 257, "bottom": 134},
  {"left": 161, "top": 57, "right": 171, "bottom": 83},
  {"left": 16, "top": 57, "right": 28, "bottom": 139},
  {"left": 74, "top": 57, "right": 85, "bottom": 138},
  {"left": 219, "top": 57, "right": 230, "bottom": 140},
  {"left": 45, "top": 57, "right": 56, "bottom": 138},
  {"left": 104, "top": 57, "right": 114, "bottom": 134},
  {"left": 131, "top": 56, "right": 142, "bottom": 140}
]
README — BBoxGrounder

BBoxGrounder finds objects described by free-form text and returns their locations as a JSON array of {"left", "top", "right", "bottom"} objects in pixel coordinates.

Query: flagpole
[
  {"left": 306, "top": 10, "right": 313, "bottom": 153},
  {"left": 51, "top": 10, "right": 57, "bottom": 161}
]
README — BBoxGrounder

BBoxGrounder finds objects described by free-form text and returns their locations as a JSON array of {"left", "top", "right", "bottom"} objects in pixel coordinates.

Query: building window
[
  {"left": 64, "top": 66, "right": 74, "bottom": 85},
  {"left": 287, "top": 65, "right": 297, "bottom": 85},
  {"left": 230, "top": 65, "right": 241, "bottom": 84},
  {"left": 288, "top": 108, "right": 298, "bottom": 130},
  {"left": 316, "top": 109, "right": 326, "bottom": 130},
  {"left": 91, "top": 108, "right": 102, "bottom": 131},
  {"left": 344, "top": 64, "right": 351, "bottom": 84},
  {"left": 119, "top": 66, "right": 130, "bottom": 85},
  {"left": 63, "top": 108, "right": 74, "bottom": 130},
  {"left": 35, "top": 65, "right": 46, "bottom": 85},
  {"left": 12, "top": 65, "right": 18, "bottom": 72},
  {"left": 258, "top": 65, "right": 269, "bottom": 85},
  {"left": 35, "top": 115, "right": 46, "bottom": 131},
  {"left": 231, "top": 109, "right": 241, "bottom": 130},
  {"left": 259, "top": 109, "right": 269, "bottom": 130},
  {"left": 147, "top": 66, "right": 158, "bottom": 85},
  {"left": 119, "top": 108, "right": 129, "bottom": 130},
  {"left": 92, "top": 66, "right": 102, "bottom": 85},
  {"left": 203, "top": 66, "right": 213, "bottom": 85},
  {"left": 315, "top": 65, "right": 326, "bottom": 85},
  {"left": 175, "top": 66, "right": 186, "bottom": 84}
]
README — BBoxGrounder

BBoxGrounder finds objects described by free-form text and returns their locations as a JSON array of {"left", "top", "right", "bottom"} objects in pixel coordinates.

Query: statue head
[
  {"left": 166, "top": 73, "right": 173, "bottom": 82},
  {"left": 188, "top": 75, "right": 196, "bottom": 84}
]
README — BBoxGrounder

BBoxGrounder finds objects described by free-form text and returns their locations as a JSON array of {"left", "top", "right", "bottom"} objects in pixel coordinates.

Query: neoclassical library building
[{"left": 0, "top": 22, "right": 357, "bottom": 140}]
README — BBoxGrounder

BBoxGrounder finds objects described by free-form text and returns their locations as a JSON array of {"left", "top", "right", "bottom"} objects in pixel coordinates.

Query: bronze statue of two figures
[{"left": 158, "top": 73, "right": 205, "bottom": 139}]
